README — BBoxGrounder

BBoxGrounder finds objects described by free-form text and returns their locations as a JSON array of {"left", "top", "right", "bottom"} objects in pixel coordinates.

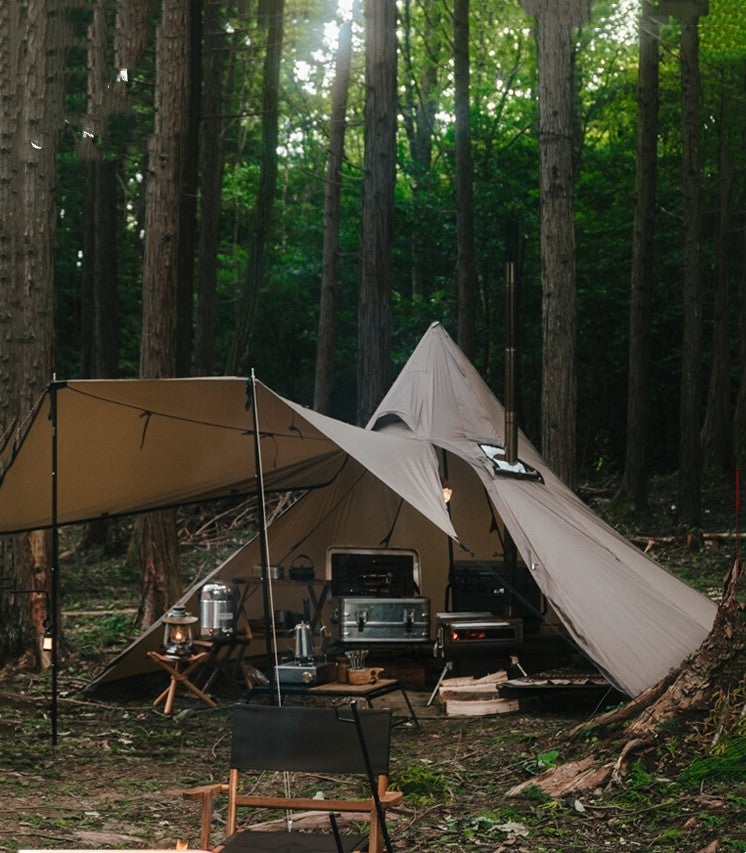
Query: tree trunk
[
  {"left": 678, "top": 15, "right": 705, "bottom": 528},
  {"left": 0, "top": 0, "right": 71, "bottom": 668},
  {"left": 508, "top": 559, "right": 744, "bottom": 799},
  {"left": 454, "top": 0, "right": 477, "bottom": 363},
  {"left": 174, "top": 0, "right": 202, "bottom": 378},
  {"left": 619, "top": 0, "right": 659, "bottom": 511},
  {"left": 523, "top": 0, "right": 591, "bottom": 488},
  {"left": 194, "top": 0, "right": 226, "bottom": 377},
  {"left": 401, "top": 0, "right": 442, "bottom": 298},
  {"left": 231, "top": 0, "right": 285, "bottom": 375},
  {"left": 357, "top": 0, "right": 397, "bottom": 426},
  {"left": 701, "top": 80, "right": 735, "bottom": 472},
  {"left": 138, "top": 0, "right": 190, "bottom": 625},
  {"left": 314, "top": 1, "right": 358, "bottom": 415}
]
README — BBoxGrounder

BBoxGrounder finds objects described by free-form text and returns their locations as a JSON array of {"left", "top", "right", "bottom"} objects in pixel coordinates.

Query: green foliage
[
  {"left": 390, "top": 763, "right": 449, "bottom": 804},
  {"left": 680, "top": 737, "right": 746, "bottom": 788}
]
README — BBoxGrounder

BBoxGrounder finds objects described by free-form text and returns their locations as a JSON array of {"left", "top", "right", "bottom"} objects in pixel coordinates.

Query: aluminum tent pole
[
  {"left": 50, "top": 379, "right": 59, "bottom": 745},
  {"left": 246, "top": 372, "right": 280, "bottom": 703}
]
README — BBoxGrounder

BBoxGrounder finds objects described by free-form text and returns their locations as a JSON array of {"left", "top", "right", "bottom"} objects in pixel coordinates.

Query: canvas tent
[{"left": 0, "top": 324, "right": 716, "bottom": 697}]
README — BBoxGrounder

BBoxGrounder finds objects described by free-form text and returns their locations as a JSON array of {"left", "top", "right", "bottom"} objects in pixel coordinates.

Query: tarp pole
[
  {"left": 50, "top": 379, "right": 59, "bottom": 746},
  {"left": 247, "top": 372, "right": 278, "bottom": 703}
]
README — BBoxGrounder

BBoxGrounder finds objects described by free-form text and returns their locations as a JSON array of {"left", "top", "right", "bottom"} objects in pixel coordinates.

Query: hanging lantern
[{"left": 162, "top": 605, "right": 198, "bottom": 656}]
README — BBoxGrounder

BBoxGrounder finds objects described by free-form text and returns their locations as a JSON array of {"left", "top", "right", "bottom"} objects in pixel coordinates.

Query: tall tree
[
  {"left": 0, "top": 0, "right": 72, "bottom": 666},
  {"left": 136, "top": 0, "right": 191, "bottom": 626},
  {"left": 401, "top": 0, "right": 443, "bottom": 297},
  {"left": 80, "top": 0, "right": 119, "bottom": 382},
  {"left": 700, "top": 75, "right": 735, "bottom": 472},
  {"left": 194, "top": 0, "right": 226, "bottom": 377},
  {"left": 314, "top": 1, "right": 358, "bottom": 415},
  {"left": 357, "top": 0, "right": 397, "bottom": 425},
  {"left": 619, "top": 0, "right": 660, "bottom": 510},
  {"left": 174, "top": 0, "right": 203, "bottom": 377},
  {"left": 453, "top": 0, "right": 477, "bottom": 362},
  {"left": 674, "top": 1, "right": 707, "bottom": 528},
  {"left": 231, "top": 0, "right": 286, "bottom": 375},
  {"left": 522, "top": 0, "right": 591, "bottom": 487}
]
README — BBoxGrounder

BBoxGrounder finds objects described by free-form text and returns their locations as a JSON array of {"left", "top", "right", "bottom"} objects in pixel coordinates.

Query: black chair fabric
[
  {"left": 229, "top": 705, "right": 392, "bottom": 776},
  {"left": 220, "top": 828, "right": 367, "bottom": 852}
]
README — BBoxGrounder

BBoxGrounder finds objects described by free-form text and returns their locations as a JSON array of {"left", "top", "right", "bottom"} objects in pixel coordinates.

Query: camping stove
[
  {"left": 435, "top": 612, "right": 523, "bottom": 657},
  {"left": 275, "top": 660, "right": 336, "bottom": 686}
]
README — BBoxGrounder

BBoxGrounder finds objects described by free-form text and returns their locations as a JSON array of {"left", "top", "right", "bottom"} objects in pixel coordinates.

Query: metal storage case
[{"left": 336, "top": 596, "right": 430, "bottom": 643}]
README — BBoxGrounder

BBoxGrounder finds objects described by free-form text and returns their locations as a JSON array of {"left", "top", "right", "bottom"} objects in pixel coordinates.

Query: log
[{"left": 443, "top": 697, "right": 519, "bottom": 717}]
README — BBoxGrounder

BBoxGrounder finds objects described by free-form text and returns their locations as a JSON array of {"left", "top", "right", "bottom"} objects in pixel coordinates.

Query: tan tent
[{"left": 0, "top": 325, "right": 716, "bottom": 697}]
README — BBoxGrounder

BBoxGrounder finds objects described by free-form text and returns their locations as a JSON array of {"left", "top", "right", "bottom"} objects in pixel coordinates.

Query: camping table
[
  {"left": 245, "top": 677, "right": 419, "bottom": 726},
  {"left": 147, "top": 650, "right": 217, "bottom": 715}
]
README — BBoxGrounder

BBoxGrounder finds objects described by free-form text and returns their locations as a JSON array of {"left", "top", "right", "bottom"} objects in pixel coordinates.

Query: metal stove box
[
  {"left": 275, "top": 661, "right": 336, "bottom": 686},
  {"left": 336, "top": 596, "right": 430, "bottom": 643}
]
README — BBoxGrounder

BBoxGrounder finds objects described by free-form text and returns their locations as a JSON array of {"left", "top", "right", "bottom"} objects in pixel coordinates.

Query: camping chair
[{"left": 182, "top": 704, "right": 402, "bottom": 852}]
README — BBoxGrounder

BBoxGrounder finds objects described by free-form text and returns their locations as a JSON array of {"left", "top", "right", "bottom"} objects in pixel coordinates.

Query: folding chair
[{"left": 182, "top": 704, "right": 402, "bottom": 852}]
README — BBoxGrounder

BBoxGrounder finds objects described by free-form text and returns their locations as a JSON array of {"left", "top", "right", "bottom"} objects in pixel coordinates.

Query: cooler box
[{"left": 335, "top": 596, "right": 430, "bottom": 643}]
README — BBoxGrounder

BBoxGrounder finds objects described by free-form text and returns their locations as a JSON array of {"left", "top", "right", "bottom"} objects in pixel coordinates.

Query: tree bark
[
  {"left": 0, "top": 0, "right": 71, "bottom": 668},
  {"left": 701, "top": 78, "right": 734, "bottom": 472},
  {"left": 174, "top": 0, "right": 202, "bottom": 378},
  {"left": 357, "top": 0, "right": 397, "bottom": 426},
  {"left": 231, "top": 0, "right": 285, "bottom": 375},
  {"left": 401, "top": 0, "right": 442, "bottom": 298},
  {"left": 454, "top": 0, "right": 477, "bottom": 363},
  {"left": 138, "top": 0, "right": 190, "bottom": 625},
  {"left": 314, "top": 1, "right": 358, "bottom": 415},
  {"left": 508, "top": 559, "right": 744, "bottom": 799},
  {"left": 678, "top": 15, "right": 705, "bottom": 528},
  {"left": 194, "top": 0, "right": 226, "bottom": 377},
  {"left": 523, "top": 0, "right": 591, "bottom": 487},
  {"left": 619, "top": 0, "right": 659, "bottom": 510}
]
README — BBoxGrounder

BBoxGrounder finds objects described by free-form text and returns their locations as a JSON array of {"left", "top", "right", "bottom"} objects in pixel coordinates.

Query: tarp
[
  {"left": 0, "top": 378, "right": 455, "bottom": 539},
  {"left": 0, "top": 325, "right": 717, "bottom": 697}
]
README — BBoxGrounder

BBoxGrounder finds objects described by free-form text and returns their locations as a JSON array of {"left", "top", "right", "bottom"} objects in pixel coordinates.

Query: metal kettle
[{"left": 294, "top": 620, "right": 313, "bottom": 661}]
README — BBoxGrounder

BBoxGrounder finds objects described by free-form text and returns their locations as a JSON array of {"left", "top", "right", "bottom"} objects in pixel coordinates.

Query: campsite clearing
[{"left": 1, "top": 471, "right": 744, "bottom": 852}]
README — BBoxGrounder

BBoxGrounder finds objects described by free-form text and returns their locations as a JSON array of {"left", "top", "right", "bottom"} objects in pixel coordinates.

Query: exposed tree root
[{"left": 508, "top": 559, "right": 745, "bottom": 798}]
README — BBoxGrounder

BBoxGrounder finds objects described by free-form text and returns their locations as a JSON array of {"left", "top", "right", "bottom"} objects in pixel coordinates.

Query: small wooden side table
[{"left": 148, "top": 650, "right": 216, "bottom": 714}]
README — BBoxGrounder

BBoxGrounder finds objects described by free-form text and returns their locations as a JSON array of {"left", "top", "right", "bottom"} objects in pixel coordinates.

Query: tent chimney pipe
[
  {"left": 505, "top": 217, "right": 518, "bottom": 465},
  {"left": 504, "top": 219, "right": 519, "bottom": 617}
]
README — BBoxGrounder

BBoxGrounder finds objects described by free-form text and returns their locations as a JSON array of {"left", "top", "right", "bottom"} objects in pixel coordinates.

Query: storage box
[{"left": 335, "top": 596, "right": 430, "bottom": 643}]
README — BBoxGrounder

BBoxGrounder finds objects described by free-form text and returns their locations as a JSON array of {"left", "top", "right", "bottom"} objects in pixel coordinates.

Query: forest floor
[{"left": 1, "top": 472, "right": 745, "bottom": 852}]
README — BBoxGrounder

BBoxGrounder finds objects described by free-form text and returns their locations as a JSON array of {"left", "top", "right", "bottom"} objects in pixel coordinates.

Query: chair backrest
[{"left": 230, "top": 704, "right": 393, "bottom": 777}]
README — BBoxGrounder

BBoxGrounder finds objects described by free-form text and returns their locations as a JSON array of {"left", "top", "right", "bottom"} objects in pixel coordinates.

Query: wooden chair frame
[{"left": 182, "top": 704, "right": 402, "bottom": 852}]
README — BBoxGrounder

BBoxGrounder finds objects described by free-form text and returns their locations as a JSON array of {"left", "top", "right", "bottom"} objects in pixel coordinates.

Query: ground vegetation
[{"left": 1, "top": 474, "right": 743, "bottom": 851}]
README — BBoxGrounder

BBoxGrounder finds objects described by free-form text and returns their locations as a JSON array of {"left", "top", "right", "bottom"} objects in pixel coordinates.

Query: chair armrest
[
  {"left": 379, "top": 790, "right": 403, "bottom": 807},
  {"left": 182, "top": 782, "right": 228, "bottom": 800},
  {"left": 182, "top": 783, "right": 228, "bottom": 848}
]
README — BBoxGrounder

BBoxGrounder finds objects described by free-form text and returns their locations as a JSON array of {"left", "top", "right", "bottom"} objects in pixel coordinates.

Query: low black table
[{"left": 246, "top": 677, "right": 419, "bottom": 726}]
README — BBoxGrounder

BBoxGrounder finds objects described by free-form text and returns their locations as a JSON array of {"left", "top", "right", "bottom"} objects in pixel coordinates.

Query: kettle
[{"left": 294, "top": 620, "right": 314, "bottom": 661}]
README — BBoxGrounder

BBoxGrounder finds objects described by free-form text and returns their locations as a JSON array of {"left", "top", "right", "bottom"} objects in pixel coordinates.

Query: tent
[{"left": 0, "top": 325, "right": 716, "bottom": 697}]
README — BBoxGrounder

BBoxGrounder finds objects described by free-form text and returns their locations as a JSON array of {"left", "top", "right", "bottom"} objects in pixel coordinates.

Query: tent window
[{"left": 478, "top": 443, "right": 544, "bottom": 483}]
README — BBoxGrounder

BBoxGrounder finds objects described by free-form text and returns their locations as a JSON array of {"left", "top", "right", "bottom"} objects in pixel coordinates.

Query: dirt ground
[{"left": 1, "top": 473, "right": 745, "bottom": 851}]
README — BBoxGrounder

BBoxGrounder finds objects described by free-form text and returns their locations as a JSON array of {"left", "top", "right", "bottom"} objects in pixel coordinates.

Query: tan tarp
[
  {"left": 0, "top": 378, "right": 455, "bottom": 539},
  {"left": 1, "top": 325, "right": 717, "bottom": 697},
  {"left": 367, "top": 323, "right": 716, "bottom": 696}
]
